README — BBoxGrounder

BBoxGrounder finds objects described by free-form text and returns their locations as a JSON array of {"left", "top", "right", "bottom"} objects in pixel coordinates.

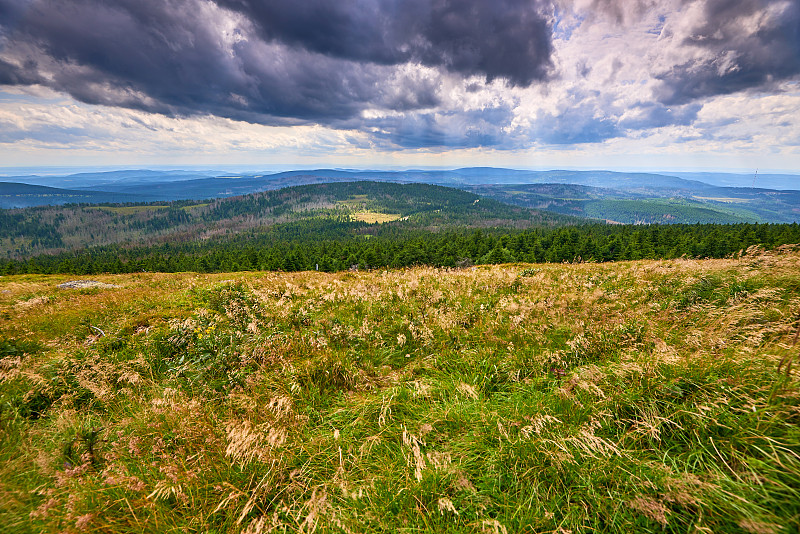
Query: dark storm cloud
[
  {"left": 0, "top": 0, "right": 554, "bottom": 132},
  {"left": 618, "top": 102, "right": 701, "bottom": 130},
  {"left": 567, "top": 0, "right": 662, "bottom": 25},
  {"left": 216, "top": 0, "right": 554, "bottom": 87},
  {"left": 0, "top": 0, "right": 380, "bottom": 122},
  {"left": 362, "top": 106, "right": 518, "bottom": 149},
  {"left": 654, "top": 0, "right": 800, "bottom": 103},
  {"left": 3, "top": 0, "right": 797, "bottom": 151},
  {"left": 0, "top": 0, "right": 29, "bottom": 29},
  {"left": 0, "top": 57, "right": 41, "bottom": 85}
]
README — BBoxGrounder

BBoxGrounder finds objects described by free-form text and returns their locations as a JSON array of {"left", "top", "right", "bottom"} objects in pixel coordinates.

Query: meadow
[{"left": 1, "top": 246, "right": 798, "bottom": 533}]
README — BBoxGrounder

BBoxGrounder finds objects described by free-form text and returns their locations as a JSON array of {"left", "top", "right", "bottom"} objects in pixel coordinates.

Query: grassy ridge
[{"left": 1, "top": 248, "right": 799, "bottom": 533}]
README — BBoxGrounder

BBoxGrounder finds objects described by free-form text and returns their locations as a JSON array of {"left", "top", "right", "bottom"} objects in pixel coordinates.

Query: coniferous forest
[
  {"left": 2, "top": 219, "right": 799, "bottom": 275},
  {"left": 2, "top": 182, "right": 798, "bottom": 276}
]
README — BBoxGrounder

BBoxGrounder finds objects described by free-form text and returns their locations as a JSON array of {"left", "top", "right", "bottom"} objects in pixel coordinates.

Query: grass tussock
[{"left": 1, "top": 247, "right": 799, "bottom": 532}]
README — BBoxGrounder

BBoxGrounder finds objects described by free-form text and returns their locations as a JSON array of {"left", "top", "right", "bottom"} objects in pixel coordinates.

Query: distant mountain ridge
[
  {"left": 0, "top": 181, "right": 572, "bottom": 259},
  {"left": 670, "top": 172, "right": 800, "bottom": 190},
  {"left": 0, "top": 181, "right": 152, "bottom": 208},
  {"left": 0, "top": 167, "right": 749, "bottom": 191},
  {"left": 0, "top": 167, "right": 797, "bottom": 223}
]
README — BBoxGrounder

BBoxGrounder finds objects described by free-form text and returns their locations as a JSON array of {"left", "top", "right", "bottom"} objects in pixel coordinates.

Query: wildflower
[
  {"left": 437, "top": 497, "right": 458, "bottom": 515},
  {"left": 628, "top": 496, "right": 668, "bottom": 527},
  {"left": 75, "top": 513, "right": 95, "bottom": 531},
  {"left": 738, "top": 519, "right": 781, "bottom": 534}
]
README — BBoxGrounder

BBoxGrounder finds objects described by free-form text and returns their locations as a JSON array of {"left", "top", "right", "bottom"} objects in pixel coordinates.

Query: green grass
[{"left": 1, "top": 249, "right": 799, "bottom": 533}]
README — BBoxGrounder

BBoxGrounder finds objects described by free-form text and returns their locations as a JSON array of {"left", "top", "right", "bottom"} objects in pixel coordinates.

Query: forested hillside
[
  {"left": 0, "top": 182, "right": 569, "bottom": 259},
  {"left": 467, "top": 184, "right": 800, "bottom": 224},
  {"left": 2, "top": 181, "right": 799, "bottom": 276},
  {"left": 3, "top": 168, "right": 799, "bottom": 223}
]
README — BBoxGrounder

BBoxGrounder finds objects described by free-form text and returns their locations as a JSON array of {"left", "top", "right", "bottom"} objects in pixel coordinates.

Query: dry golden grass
[
  {"left": 350, "top": 211, "right": 402, "bottom": 223},
  {"left": 1, "top": 248, "right": 799, "bottom": 532}
]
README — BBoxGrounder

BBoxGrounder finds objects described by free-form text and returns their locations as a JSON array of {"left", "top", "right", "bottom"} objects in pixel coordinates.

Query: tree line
[{"left": 1, "top": 221, "right": 797, "bottom": 275}]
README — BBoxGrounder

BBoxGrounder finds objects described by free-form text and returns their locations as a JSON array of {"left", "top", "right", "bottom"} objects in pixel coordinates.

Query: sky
[{"left": 0, "top": 0, "right": 799, "bottom": 173}]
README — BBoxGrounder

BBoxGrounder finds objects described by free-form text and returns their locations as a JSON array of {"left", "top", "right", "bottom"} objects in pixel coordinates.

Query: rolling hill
[
  {"left": 0, "top": 181, "right": 572, "bottom": 259},
  {"left": 465, "top": 183, "right": 800, "bottom": 224},
  {"left": 1, "top": 167, "right": 798, "bottom": 223},
  {"left": 0, "top": 182, "right": 153, "bottom": 208}
]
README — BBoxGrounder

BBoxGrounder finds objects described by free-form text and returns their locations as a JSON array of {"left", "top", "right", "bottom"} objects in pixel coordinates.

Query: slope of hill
[
  {"left": 0, "top": 181, "right": 571, "bottom": 259},
  {"left": 1, "top": 169, "right": 220, "bottom": 189},
  {"left": 1, "top": 248, "right": 798, "bottom": 533},
  {"left": 2, "top": 167, "right": 799, "bottom": 223},
  {"left": 467, "top": 183, "right": 800, "bottom": 224}
]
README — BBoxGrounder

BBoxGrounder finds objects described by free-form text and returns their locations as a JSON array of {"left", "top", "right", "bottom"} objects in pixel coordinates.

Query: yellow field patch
[{"left": 351, "top": 211, "right": 402, "bottom": 223}]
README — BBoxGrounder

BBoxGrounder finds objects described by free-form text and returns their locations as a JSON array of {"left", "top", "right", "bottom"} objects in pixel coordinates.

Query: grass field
[
  {"left": 351, "top": 211, "right": 403, "bottom": 223},
  {"left": 1, "top": 247, "right": 798, "bottom": 533}
]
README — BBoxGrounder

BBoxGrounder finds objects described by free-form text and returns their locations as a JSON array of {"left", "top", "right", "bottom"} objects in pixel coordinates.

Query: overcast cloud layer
[{"left": 0, "top": 0, "right": 798, "bottom": 165}]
